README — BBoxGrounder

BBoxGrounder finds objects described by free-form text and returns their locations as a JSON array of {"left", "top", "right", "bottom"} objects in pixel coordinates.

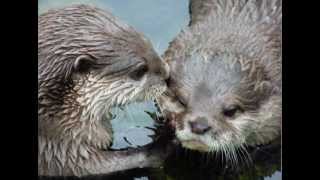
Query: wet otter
[
  {"left": 159, "top": 0, "right": 281, "bottom": 158},
  {"left": 38, "top": 5, "right": 169, "bottom": 177}
]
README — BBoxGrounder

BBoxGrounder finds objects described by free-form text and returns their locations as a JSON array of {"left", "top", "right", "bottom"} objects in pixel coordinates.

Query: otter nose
[{"left": 189, "top": 117, "right": 211, "bottom": 135}]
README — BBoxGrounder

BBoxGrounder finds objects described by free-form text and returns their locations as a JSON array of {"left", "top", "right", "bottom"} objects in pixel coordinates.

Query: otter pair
[{"left": 38, "top": 0, "right": 281, "bottom": 177}]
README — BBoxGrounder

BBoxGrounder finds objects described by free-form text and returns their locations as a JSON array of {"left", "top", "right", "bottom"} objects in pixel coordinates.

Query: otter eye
[
  {"left": 129, "top": 65, "right": 148, "bottom": 81},
  {"left": 223, "top": 105, "right": 242, "bottom": 118},
  {"left": 177, "top": 95, "right": 187, "bottom": 106},
  {"left": 175, "top": 92, "right": 188, "bottom": 107}
]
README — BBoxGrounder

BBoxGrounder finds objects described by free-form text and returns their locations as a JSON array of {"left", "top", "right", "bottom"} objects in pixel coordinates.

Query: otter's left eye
[
  {"left": 129, "top": 65, "right": 148, "bottom": 81},
  {"left": 223, "top": 105, "right": 243, "bottom": 118},
  {"left": 177, "top": 94, "right": 187, "bottom": 107}
]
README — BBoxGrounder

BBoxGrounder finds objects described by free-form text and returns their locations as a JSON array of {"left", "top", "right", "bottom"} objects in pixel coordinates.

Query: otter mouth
[{"left": 181, "top": 140, "right": 210, "bottom": 152}]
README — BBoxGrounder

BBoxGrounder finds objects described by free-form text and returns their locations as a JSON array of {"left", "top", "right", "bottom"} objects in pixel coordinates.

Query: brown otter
[
  {"left": 38, "top": 4, "right": 169, "bottom": 177},
  {"left": 159, "top": 0, "right": 281, "bottom": 161}
]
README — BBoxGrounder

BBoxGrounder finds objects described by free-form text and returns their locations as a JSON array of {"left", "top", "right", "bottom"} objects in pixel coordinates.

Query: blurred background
[{"left": 39, "top": 0, "right": 189, "bottom": 55}]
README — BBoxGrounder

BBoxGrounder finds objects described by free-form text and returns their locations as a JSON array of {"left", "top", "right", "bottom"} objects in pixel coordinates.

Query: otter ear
[{"left": 73, "top": 55, "right": 96, "bottom": 73}]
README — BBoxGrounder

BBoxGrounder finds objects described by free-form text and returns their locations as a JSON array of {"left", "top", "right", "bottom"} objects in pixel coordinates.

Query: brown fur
[
  {"left": 159, "top": 0, "right": 281, "bottom": 156},
  {"left": 38, "top": 5, "right": 168, "bottom": 177}
]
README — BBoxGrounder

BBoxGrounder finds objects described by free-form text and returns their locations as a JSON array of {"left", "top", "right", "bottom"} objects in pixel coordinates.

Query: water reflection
[
  {"left": 104, "top": 136, "right": 281, "bottom": 180},
  {"left": 110, "top": 101, "right": 159, "bottom": 149}
]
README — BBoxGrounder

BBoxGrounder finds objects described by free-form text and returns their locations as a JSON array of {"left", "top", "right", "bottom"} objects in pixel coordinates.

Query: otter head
[
  {"left": 159, "top": 0, "right": 281, "bottom": 156},
  {"left": 38, "top": 5, "right": 169, "bottom": 147},
  {"left": 161, "top": 52, "right": 281, "bottom": 154}
]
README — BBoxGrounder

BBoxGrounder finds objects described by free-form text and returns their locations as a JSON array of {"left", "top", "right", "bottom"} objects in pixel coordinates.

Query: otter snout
[
  {"left": 161, "top": 61, "right": 170, "bottom": 80},
  {"left": 188, "top": 117, "right": 211, "bottom": 135}
]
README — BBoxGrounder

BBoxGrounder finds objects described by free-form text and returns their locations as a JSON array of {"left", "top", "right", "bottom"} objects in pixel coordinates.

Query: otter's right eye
[
  {"left": 223, "top": 105, "right": 243, "bottom": 118},
  {"left": 129, "top": 65, "right": 148, "bottom": 81},
  {"left": 176, "top": 93, "right": 188, "bottom": 107}
]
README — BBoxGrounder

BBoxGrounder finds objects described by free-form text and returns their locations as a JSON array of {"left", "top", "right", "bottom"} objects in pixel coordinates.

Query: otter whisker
[
  {"left": 238, "top": 145, "right": 250, "bottom": 168},
  {"left": 243, "top": 147, "right": 253, "bottom": 167},
  {"left": 233, "top": 146, "right": 240, "bottom": 169},
  {"left": 222, "top": 143, "right": 229, "bottom": 167},
  {"left": 242, "top": 142, "right": 253, "bottom": 166},
  {"left": 224, "top": 144, "right": 230, "bottom": 167},
  {"left": 228, "top": 145, "right": 234, "bottom": 168}
]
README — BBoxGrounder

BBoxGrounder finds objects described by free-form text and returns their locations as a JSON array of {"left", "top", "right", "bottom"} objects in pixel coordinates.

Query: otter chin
[
  {"left": 159, "top": 0, "right": 282, "bottom": 158},
  {"left": 181, "top": 140, "right": 210, "bottom": 152}
]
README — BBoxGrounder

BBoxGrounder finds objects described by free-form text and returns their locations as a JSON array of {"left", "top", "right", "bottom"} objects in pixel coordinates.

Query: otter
[
  {"left": 38, "top": 5, "right": 169, "bottom": 177},
  {"left": 159, "top": 0, "right": 281, "bottom": 160}
]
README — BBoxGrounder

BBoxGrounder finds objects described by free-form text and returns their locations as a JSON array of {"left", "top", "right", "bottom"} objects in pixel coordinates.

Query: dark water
[
  {"left": 38, "top": 0, "right": 281, "bottom": 179},
  {"left": 106, "top": 139, "right": 281, "bottom": 180}
]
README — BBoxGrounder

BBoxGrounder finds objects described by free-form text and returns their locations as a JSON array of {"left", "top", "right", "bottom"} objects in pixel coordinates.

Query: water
[
  {"left": 109, "top": 101, "right": 159, "bottom": 149},
  {"left": 38, "top": 1, "right": 281, "bottom": 179}
]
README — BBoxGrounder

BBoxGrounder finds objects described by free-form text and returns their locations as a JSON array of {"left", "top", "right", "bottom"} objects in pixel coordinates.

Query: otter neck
[{"left": 38, "top": 78, "right": 113, "bottom": 149}]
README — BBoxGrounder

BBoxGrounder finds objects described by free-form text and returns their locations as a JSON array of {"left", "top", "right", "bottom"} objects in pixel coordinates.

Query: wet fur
[
  {"left": 38, "top": 5, "right": 168, "bottom": 177},
  {"left": 160, "top": 0, "right": 281, "bottom": 156}
]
